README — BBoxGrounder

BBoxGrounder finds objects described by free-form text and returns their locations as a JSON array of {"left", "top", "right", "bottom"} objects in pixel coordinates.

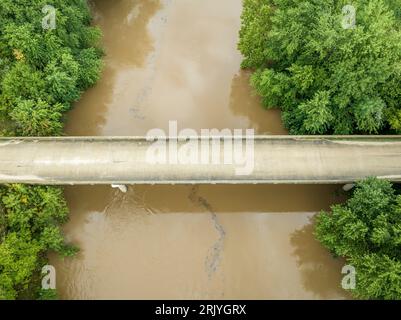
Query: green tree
[
  {"left": 0, "top": 185, "right": 76, "bottom": 300},
  {"left": 0, "top": 0, "right": 103, "bottom": 136},
  {"left": 315, "top": 178, "right": 401, "bottom": 299},
  {"left": 9, "top": 99, "right": 64, "bottom": 136},
  {"left": 239, "top": 0, "right": 401, "bottom": 134},
  {"left": 0, "top": 0, "right": 101, "bottom": 300},
  {"left": 0, "top": 232, "right": 43, "bottom": 300}
]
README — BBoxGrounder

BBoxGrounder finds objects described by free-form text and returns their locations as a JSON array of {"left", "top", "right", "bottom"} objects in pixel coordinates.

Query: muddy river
[{"left": 50, "top": 0, "right": 349, "bottom": 299}]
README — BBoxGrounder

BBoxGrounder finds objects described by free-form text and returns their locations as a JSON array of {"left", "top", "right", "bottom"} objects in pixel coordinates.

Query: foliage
[
  {"left": 0, "top": 0, "right": 101, "bottom": 300},
  {"left": 315, "top": 178, "right": 401, "bottom": 299},
  {"left": 0, "top": 0, "right": 103, "bottom": 136},
  {"left": 239, "top": 0, "right": 401, "bottom": 134},
  {"left": 9, "top": 99, "right": 64, "bottom": 136},
  {"left": 38, "top": 288, "right": 58, "bottom": 300},
  {"left": 0, "top": 185, "right": 76, "bottom": 300}
]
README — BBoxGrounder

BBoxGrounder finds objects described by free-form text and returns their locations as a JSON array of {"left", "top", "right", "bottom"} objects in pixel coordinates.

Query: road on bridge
[{"left": 0, "top": 136, "right": 401, "bottom": 185}]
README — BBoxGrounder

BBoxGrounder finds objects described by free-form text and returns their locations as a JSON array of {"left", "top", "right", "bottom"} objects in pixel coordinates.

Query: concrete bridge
[{"left": 0, "top": 136, "right": 401, "bottom": 185}]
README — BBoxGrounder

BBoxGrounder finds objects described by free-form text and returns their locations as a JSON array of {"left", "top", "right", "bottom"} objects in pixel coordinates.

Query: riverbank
[{"left": 50, "top": 0, "right": 350, "bottom": 299}]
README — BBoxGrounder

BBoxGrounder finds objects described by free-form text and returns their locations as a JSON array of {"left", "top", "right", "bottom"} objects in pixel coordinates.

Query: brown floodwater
[{"left": 50, "top": 0, "right": 350, "bottom": 299}]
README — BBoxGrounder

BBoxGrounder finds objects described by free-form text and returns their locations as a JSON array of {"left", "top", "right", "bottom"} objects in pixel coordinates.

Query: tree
[
  {"left": 315, "top": 178, "right": 401, "bottom": 299},
  {"left": 239, "top": 0, "right": 401, "bottom": 134},
  {"left": 0, "top": 184, "right": 76, "bottom": 299},
  {"left": 0, "top": 0, "right": 103, "bottom": 136},
  {"left": 9, "top": 99, "right": 64, "bottom": 136},
  {"left": 0, "top": 232, "right": 43, "bottom": 300},
  {"left": 0, "top": 0, "right": 101, "bottom": 299}
]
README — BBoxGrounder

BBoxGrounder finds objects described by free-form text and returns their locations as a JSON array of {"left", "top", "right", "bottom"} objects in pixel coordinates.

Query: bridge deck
[{"left": 0, "top": 136, "right": 401, "bottom": 185}]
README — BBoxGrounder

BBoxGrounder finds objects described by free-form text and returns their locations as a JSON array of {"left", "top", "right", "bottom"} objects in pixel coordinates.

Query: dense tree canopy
[
  {"left": 315, "top": 178, "right": 401, "bottom": 299},
  {"left": 0, "top": 0, "right": 102, "bottom": 299},
  {"left": 0, "top": 0, "right": 102, "bottom": 135},
  {"left": 0, "top": 185, "right": 75, "bottom": 299},
  {"left": 239, "top": 0, "right": 401, "bottom": 134}
]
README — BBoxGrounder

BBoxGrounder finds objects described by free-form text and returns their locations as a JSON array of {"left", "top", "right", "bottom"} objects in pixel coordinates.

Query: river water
[{"left": 50, "top": 0, "right": 349, "bottom": 299}]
